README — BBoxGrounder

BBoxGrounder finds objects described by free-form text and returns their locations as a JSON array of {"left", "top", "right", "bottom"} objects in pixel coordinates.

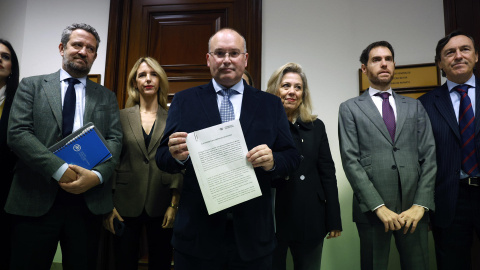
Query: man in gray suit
[
  {"left": 338, "top": 41, "right": 436, "bottom": 270},
  {"left": 7, "top": 23, "right": 122, "bottom": 269}
]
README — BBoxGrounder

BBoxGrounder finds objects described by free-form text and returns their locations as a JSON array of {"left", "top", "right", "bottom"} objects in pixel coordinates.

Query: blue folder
[{"left": 49, "top": 122, "right": 112, "bottom": 170}]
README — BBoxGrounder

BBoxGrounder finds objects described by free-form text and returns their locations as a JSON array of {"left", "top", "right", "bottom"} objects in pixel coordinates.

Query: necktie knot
[
  {"left": 454, "top": 84, "right": 470, "bottom": 95},
  {"left": 375, "top": 92, "right": 390, "bottom": 100},
  {"left": 219, "top": 88, "right": 235, "bottom": 97},
  {"left": 66, "top": 77, "right": 81, "bottom": 87}
]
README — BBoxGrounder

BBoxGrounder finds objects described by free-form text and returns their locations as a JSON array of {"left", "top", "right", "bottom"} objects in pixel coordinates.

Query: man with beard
[
  {"left": 338, "top": 41, "right": 436, "bottom": 270},
  {"left": 419, "top": 31, "right": 480, "bottom": 270},
  {"left": 6, "top": 23, "right": 122, "bottom": 269}
]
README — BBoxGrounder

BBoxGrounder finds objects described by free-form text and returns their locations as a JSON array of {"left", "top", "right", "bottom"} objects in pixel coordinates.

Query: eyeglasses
[{"left": 208, "top": 51, "right": 246, "bottom": 59}]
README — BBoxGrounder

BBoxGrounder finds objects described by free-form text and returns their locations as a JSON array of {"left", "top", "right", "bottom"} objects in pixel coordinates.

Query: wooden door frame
[{"left": 104, "top": 0, "right": 263, "bottom": 108}]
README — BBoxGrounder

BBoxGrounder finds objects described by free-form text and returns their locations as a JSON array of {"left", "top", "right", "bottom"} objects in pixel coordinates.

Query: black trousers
[
  {"left": 432, "top": 183, "right": 480, "bottom": 270},
  {"left": 0, "top": 210, "right": 11, "bottom": 270},
  {"left": 272, "top": 238, "right": 324, "bottom": 270},
  {"left": 174, "top": 221, "right": 273, "bottom": 270},
  {"left": 113, "top": 210, "right": 173, "bottom": 270},
  {"left": 10, "top": 191, "right": 102, "bottom": 270}
]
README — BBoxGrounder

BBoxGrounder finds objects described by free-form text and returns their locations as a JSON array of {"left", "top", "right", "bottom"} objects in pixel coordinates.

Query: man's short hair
[
  {"left": 434, "top": 30, "right": 478, "bottom": 77},
  {"left": 359, "top": 41, "right": 395, "bottom": 65},
  {"left": 61, "top": 23, "right": 101, "bottom": 52},
  {"left": 207, "top": 28, "right": 247, "bottom": 53}
]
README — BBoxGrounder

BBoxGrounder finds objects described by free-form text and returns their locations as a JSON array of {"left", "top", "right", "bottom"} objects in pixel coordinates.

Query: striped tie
[
  {"left": 375, "top": 92, "right": 396, "bottom": 142},
  {"left": 455, "top": 84, "right": 479, "bottom": 176}
]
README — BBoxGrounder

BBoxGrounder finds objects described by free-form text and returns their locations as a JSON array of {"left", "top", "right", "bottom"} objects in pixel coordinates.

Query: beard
[
  {"left": 63, "top": 56, "right": 91, "bottom": 77},
  {"left": 369, "top": 74, "right": 393, "bottom": 88}
]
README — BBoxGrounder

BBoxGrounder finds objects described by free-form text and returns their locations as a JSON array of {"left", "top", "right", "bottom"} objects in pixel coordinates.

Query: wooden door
[
  {"left": 104, "top": 0, "right": 262, "bottom": 108},
  {"left": 443, "top": 0, "right": 480, "bottom": 77}
]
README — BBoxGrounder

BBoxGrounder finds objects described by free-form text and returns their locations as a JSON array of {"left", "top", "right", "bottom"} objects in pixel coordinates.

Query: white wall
[
  {"left": 0, "top": 0, "right": 110, "bottom": 84},
  {"left": 0, "top": 0, "right": 27, "bottom": 67},
  {"left": 262, "top": 0, "right": 444, "bottom": 269},
  {"left": 0, "top": 0, "right": 444, "bottom": 269}
]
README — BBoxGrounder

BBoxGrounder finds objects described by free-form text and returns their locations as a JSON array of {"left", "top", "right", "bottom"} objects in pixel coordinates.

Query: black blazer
[
  {"left": 0, "top": 96, "right": 16, "bottom": 209},
  {"left": 156, "top": 81, "right": 300, "bottom": 261},
  {"left": 419, "top": 77, "right": 480, "bottom": 228},
  {"left": 275, "top": 118, "right": 342, "bottom": 244}
]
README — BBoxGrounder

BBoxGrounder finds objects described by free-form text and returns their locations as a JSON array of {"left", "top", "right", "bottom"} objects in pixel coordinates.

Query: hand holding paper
[
  {"left": 168, "top": 132, "right": 189, "bottom": 160},
  {"left": 186, "top": 119, "right": 262, "bottom": 215},
  {"left": 246, "top": 144, "right": 274, "bottom": 171},
  {"left": 59, "top": 164, "right": 100, "bottom": 194}
]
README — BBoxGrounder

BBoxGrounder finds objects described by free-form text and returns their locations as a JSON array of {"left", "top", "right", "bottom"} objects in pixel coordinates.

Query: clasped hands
[
  {"left": 375, "top": 205, "right": 425, "bottom": 234},
  {"left": 168, "top": 132, "right": 275, "bottom": 171},
  {"left": 58, "top": 164, "right": 100, "bottom": 194}
]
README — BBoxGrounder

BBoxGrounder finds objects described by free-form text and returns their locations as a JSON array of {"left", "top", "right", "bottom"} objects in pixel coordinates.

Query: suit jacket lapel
[
  {"left": 42, "top": 71, "right": 63, "bottom": 131},
  {"left": 197, "top": 82, "right": 222, "bottom": 126},
  {"left": 148, "top": 107, "right": 168, "bottom": 154},
  {"left": 239, "top": 84, "right": 260, "bottom": 134},
  {"left": 475, "top": 77, "right": 480, "bottom": 135},
  {"left": 393, "top": 91, "right": 407, "bottom": 142},
  {"left": 127, "top": 105, "right": 148, "bottom": 157},
  {"left": 355, "top": 91, "right": 393, "bottom": 144},
  {"left": 434, "top": 83, "right": 461, "bottom": 140},
  {"left": 83, "top": 79, "right": 98, "bottom": 123}
]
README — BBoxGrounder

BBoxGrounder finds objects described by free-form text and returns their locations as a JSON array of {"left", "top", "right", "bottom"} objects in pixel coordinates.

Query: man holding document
[
  {"left": 156, "top": 28, "right": 300, "bottom": 269},
  {"left": 6, "top": 23, "right": 122, "bottom": 269}
]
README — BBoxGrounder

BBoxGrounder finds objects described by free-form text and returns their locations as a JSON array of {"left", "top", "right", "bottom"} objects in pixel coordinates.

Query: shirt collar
[
  {"left": 447, "top": 74, "right": 476, "bottom": 92},
  {"left": 60, "top": 68, "right": 87, "bottom": 87},
  {"left": 212, "top": 78, "right": 244, "bottom": 95},
  {"left": 368, "top": 87, "right": 393, "bottom": 97}
]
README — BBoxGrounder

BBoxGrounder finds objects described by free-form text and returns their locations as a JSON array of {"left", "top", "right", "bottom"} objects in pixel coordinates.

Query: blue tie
[
  {"left": 219, "top": 89, "right": 235, "bottom": 123},
  {"left": 62, "top": 78, "right": 80, "bottom": 137},
  {"left": 375, "top": 92, "right": 396, "bottom": 142},
  {"left": 454, "top": 84, "right": 479, "bottom": 176}
]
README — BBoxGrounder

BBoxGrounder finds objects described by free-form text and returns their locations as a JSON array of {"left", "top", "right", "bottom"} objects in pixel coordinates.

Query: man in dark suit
[
  {"left": 6, "top": 23, "right": 122, "bottom": 270},
  {"left": 155, "top": 28, "right": 300, "bottom": 270},
  {"left": 419, "top": 30, "right": 480, "bottom": 270},
  {"left": 338, "top": 41, "right": 436, "bottom": 270}
]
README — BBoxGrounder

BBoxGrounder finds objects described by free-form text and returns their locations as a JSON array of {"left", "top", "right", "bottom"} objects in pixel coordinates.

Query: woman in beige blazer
[{"left": 104, "top": 57, "right": 182, "bottom": 270}]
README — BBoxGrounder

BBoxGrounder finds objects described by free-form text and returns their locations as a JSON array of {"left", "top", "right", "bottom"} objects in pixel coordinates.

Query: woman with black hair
[{"left": 0, "top": 38, "right": 20, "bottom": 269}]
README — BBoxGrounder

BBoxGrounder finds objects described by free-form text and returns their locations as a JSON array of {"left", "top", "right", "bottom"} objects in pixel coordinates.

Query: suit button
[
  {"left": 391, "top": 165, "right": 397, "bottom": 170},
  {"left": 393, "top": 147, "right": 398, "bottom": 151},
  {"left": 144, "top": 159, "right": 149, "bottom": 164}
]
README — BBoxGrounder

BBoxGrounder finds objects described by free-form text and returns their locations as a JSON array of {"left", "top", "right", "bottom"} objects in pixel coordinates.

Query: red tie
[{"left": 454, "top": 84, "right": 479, "bottom": 176}]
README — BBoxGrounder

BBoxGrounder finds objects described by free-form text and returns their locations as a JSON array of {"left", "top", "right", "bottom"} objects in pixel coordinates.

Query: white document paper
[{"left": 186, "top": 119, "right": 262, "bottom": 215}]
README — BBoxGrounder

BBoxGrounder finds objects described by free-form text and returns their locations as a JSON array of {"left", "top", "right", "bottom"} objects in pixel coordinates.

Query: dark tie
[
  {"left": 375, "top": 92, "right": 396, "bottom": 142},
  {"left": 454, "top": 84, "right": 479, "bottom": 176},
  {"left": 62, "top": 78, "right": 80, "bottom": 137},
  {"left": 219, "top": 89, "right": 235, "bottom": 123}
]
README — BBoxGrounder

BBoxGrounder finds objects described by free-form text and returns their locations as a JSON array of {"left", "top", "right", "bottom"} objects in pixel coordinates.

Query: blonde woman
[
  {"left": 104, "top": 57, "right": 182, "bottom": 270},
  {"left": 267, "top": 63, "right": 342, "bottom": 270}
]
